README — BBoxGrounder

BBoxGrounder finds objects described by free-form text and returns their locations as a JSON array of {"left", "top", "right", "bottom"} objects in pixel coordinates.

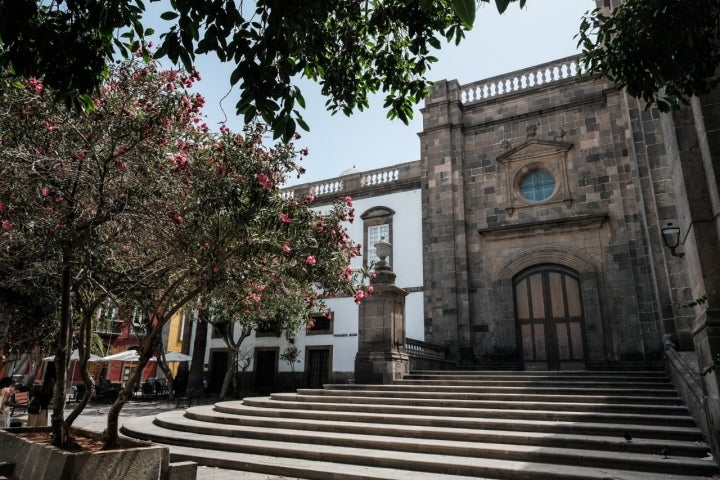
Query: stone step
[
  {"left": 323, "top": 384, "right": 684, "bottom": 404},
  {"left": 213, "top": 401, "right": 705, "bottom": 441},
  {"left": 122, "top": 416, "right": 717, "bottom": 479},
  {"left": 391, "top": 380, "right": 679, "bottom": 395},
  {"left": 180, "top": 405, "right": 710, "bottom": 457},
  {"left": 408, "top": 370, "right": 669, "bottom": 378},
  {"left": 249, "top": 395, "right": 697, "bottom": 427},
  {"left": 147, "top": 410, "right": 713, "bottom": 475},
  {"left": 401, "top": 376, "right": 673, "bottom": 386},
  {"left": 167, "top": 444, "right": 487, "bottom": 480},
  {"left": 292, "top": 389, "right": 688, "bottom": 415}
]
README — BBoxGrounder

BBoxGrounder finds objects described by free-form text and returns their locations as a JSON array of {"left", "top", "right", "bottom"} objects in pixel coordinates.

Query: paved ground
[{"left": 13, "top": 397, "right": 302, "bottom": 480}]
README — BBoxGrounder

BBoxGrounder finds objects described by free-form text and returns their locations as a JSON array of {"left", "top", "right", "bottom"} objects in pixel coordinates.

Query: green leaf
[
  {"left": 452, "top": 0, "right": 476, "bottom": 25},
  {"left": 494, "top": 0, "right": 512, "bottom": 14},
  {"left": 160, "top": 11, "right": 179, "bottom": 20}
]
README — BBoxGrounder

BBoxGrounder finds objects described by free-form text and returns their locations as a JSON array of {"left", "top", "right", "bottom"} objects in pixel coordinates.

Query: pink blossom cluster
[
  {"left": 257, "top": 172, "right": 274, "bottom": 189},
  {"left": 28, "top": 77, "right": 43, "bottom": 94}
]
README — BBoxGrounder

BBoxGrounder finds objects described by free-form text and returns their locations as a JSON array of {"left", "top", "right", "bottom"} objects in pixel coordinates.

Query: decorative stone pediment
[
  {"left": 497, "top": 139, "right": 573, "bottom": 164},
  {"left": 496, "top": 138, "right": 574, "bottom": 215}
]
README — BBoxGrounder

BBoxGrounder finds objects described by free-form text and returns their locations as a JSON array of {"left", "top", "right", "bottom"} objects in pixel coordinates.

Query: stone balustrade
[
  {"left": 282, "top": 160, "right": 421, "bottom": 202},
  {"left": 405, "top": 338, "right": 448, "bottom": 360},
  {"left": 459, "top": 55, "right": 583, "bottom": 104}
]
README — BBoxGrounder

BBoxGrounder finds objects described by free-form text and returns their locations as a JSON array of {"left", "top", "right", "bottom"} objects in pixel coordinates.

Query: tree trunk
[
  {"left": 187, "top": 320, "right": 208, "bottom": 395},
  {"left": 23, "top": 348, "right": 43, "bottom": 387},
  {"left": 66, "top": 311, "right": 95, "bottom": 427},
  {"left": 157, "top": 353, "right": 175, "bottom": 402},
  {"left": 51, "top": 253, "right": 73, "bottom": 448},
  {"left": 103, "top": 348, "right": 152, "bottom": 449},
  {"left": 219, "top": 349, "right": 236, "bottom": 399}
]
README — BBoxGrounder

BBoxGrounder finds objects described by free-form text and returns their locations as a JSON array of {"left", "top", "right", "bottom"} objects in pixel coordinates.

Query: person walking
[
  {"left": 27, "top": 379, "right": 53, "bottom": 427},
  {"left": 0, "top": 377, "right": 16, "bottom": 428}
]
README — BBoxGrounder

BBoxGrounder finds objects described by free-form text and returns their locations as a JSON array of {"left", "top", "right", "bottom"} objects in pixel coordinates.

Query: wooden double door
[{"left": 514, "top": 266, "right": 586, "bottom": 370}]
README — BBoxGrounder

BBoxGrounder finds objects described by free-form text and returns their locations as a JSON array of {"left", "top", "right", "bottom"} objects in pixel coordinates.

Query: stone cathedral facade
[{"left": 418, "top": 53, "right": 719, "bottom": 449}]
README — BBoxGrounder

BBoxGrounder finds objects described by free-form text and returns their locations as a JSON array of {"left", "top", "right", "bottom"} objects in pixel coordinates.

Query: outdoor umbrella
[
  {"left": 101, "top": 350, "right": 145, "bottom": 362},
  {"left": 43, "top": 349, "right": 102, "bottom": 362},
  {"left": 157, "top": 352, "right": 192, "bottom": 362}
]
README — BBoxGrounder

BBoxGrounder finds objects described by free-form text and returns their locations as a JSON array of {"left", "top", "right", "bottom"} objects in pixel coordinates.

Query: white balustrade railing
[
  {"left": 309, "top": 180, "right": 344, "bottom": 196},
  {"left": 282, "top": 161, "right": 418, "bottom": 199},
  {"left": 460, "top": 56, "right": 584, "bottom": 104},
  {"left": 360, "top": 168, "right": 399, "bottom": 187}
]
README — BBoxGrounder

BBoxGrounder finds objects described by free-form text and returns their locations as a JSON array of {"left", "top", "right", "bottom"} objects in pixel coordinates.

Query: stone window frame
[
  {"left": 306, "top": 311, "right": 334, "bottom": 336},
  {"left": 255, "top": 317, "right": 282, "bottom": 337},
  {"left": 497, "top": 139, "right": 574, "bottom": 216},
  {"left": 360, "top": 206, "right": 395, "bottom": 267}
]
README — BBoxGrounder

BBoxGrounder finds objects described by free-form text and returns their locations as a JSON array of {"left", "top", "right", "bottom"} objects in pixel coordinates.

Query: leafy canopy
[
  {"left": 0, "top": 0, "right": 524, "bottom": 141},
  {"left": 578, "top": 0, "right": 720, "bottom": 111}
]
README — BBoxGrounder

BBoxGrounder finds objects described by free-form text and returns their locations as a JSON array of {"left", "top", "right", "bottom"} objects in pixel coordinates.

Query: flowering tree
[
  {"left": 201, "top": 196, "right": 368, "bottom": 399},
  {"left": 0, "top": 58, "right": 208, "bottom": 448},
  {"left": 0, "top": 57, "right": 370, "bottom": 449}
]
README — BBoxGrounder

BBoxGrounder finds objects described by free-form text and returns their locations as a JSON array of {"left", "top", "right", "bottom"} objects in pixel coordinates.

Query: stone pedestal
[{"left": 355, "top": 261, "right": 409, "bottom": 384}]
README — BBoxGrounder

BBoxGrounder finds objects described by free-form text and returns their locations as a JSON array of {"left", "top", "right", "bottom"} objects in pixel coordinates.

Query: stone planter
[{"left": 0, "top": 426, "right": 169, "bottom": 480}]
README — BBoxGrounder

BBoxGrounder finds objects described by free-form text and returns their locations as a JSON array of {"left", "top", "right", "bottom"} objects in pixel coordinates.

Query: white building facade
[{"left": 199, "top": 161, "right": 424, "bottom": 391}]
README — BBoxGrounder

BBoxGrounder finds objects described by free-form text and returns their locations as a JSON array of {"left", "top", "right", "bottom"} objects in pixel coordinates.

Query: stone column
[{"left": 354, "top": 241, "right": 409, "bottom": 384}]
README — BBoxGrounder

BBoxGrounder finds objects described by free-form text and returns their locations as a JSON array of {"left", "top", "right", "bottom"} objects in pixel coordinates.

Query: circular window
[{"left": 520, "top": 169, "right": 555, "bottom": 202}]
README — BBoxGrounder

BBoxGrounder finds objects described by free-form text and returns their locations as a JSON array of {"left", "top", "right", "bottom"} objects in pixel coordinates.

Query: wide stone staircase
[{"left": 122, "top": 370, "right": 720, "bottom": 479}]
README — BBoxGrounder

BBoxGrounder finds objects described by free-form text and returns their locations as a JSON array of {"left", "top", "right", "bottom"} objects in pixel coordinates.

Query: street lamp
[{"left": 661, "top": 223, "right": 684, "bottom": 258}]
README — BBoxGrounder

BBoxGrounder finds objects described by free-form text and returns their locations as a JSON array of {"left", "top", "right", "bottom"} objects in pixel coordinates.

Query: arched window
[{"left": 360, "top": 206, "right": 395, "bottom": 267}]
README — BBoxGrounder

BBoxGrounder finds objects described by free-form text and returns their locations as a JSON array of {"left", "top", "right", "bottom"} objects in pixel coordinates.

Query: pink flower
[
  {"left": 280, "top": 213, "right": 292, "bottom": 224},
  {"left": 0, "top": 202, "right": 6, "bottom": 212},
  {"left": 282, "top": 244, "right": 291, "bottom": 253},
  {"left": 41, "top": 187, "right": 51, "bottom": 197},
  {"left": 28, "top": 77, "right": 43, "bottom": 94},
  {"left": 1, "top": 219, "right": 12, "bottom": 230},
  {"left": 344, "top": 196, "right": 353, "bottom": 207},
  {"left": 305, "top": 255, "right": 316, "bottom": 266},
  {"left": 354, "top": 290, "right": 366, "bottom": 305},
  {"left": 257, "top": 172, "right": 274, "bottom": 189},
  {"left": 41, "top": 120, "right": 57, "bottom": 131},
  {"left": 168, "top": 212, "right": 184, "bottom": 224},
  {"left": 76, "top": 151, "right": 85, "bottom": 159}
]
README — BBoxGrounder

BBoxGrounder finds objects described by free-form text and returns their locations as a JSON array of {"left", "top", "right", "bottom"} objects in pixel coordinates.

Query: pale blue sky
[{"left": 147, "top": 1, "right": 595, "bottom": 186}]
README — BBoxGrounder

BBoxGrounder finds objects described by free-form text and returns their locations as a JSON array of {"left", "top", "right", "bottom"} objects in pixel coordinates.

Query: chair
[
  {"left": 65, "top": 386, "right": 77, "bottom": 403},
  {"left": 10, "top": 391, "right": 29, "bottom": 416}
]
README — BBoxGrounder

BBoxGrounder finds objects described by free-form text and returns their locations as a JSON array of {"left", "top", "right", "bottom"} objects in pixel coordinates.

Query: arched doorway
[{"left": 514, "top": 265, "right": 587, "bottom": 370}]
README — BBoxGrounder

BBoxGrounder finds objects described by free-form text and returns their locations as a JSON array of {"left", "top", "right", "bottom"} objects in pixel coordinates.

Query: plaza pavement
[{"left": 14, "top": 397, "right": 303, "bottom": 480}]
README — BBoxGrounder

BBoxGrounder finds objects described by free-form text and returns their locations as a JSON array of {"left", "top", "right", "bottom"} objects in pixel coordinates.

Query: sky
[{"left": 146, "top": 1, "right": 596, "bottom": 186}]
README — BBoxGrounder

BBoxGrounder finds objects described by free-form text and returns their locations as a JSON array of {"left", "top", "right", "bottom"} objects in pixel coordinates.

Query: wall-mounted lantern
[{"left": 661, "top": 223, "right": 684, "bottom": 258}]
